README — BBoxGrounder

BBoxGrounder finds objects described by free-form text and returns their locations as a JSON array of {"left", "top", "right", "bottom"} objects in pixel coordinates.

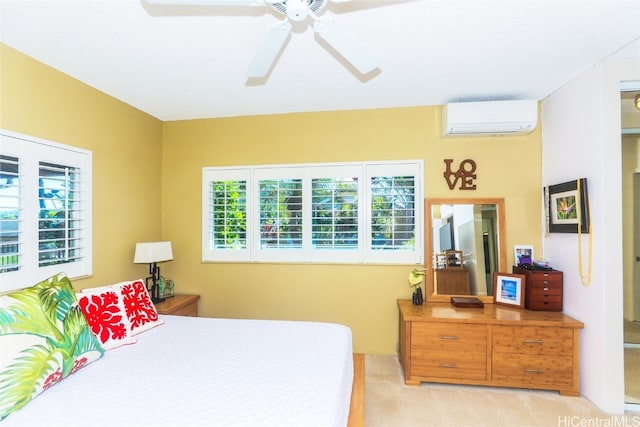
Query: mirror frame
[{"left": 424, "top": 197, "right": 507, "bottom": 303}]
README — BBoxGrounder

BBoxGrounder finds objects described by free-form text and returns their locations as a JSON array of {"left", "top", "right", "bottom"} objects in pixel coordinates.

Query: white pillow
[
  {"left": 76, "top": 288, "right": 137, "bottom": 350},
  {"left": 83, "top": 279, "right": 164, "bottom": 335}
]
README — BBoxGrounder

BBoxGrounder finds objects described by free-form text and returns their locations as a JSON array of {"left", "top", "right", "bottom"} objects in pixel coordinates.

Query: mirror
[{"left": 425, "top": 198, "right": 506, "bottom": 303}]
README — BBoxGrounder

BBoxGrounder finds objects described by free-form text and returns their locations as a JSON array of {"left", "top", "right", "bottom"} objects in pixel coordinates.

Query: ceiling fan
[{"left": 143, "top": 0, "right": 378, "bottom": 79}]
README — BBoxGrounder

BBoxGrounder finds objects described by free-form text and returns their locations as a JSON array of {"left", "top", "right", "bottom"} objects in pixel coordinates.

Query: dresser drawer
[
  {"left": 526, "top": 284, "right": 563, "bottom": 310},
  {"left": 526, "top": 300, "right": 563, "bottom": 311},
  {"left": 528, "top": 285, "right": 562, "bottom": 296},
  {"left": 492, "top": 353, "right": 574, "bottom": 387},
  {"left": 527, "top": 275, "right": 562, "bottom": 310},
  {"left": 166, "top": 304, "right": 198, "bottom": 317},
  {"left": 411, "top": 322, "right": 487, "bottom": 352},
  {"left": 409, "top": 323, "right": 488, "bottom": 381},
  {"left": 492, "top": 325, "right": 572, "bottom": 356},
  {"left": 412, "top": 350, "right": 487, "bottom": 380},
  {"left": 527, "top": 272, "right": 562, "bottom": 286},
  {"left": 155, "top": 294, "right": 200, "bottom": 317},
  {"left": 527, "top": 300, "right": 563, "bottom": 311}
]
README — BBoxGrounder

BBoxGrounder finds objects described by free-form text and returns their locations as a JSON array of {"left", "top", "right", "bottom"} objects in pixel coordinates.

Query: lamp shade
[{"left": 134, "top": 241, "right": 173, "bottom": 264}]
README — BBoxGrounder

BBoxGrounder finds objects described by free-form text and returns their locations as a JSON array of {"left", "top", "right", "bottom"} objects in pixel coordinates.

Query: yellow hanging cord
[{"left": 576, "top": 179, "right": 592, "bottom": 285}]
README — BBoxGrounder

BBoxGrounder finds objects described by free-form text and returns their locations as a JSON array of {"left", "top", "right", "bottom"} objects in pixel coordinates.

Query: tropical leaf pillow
[{"left": 0, "top": 273, "right": 104, "bottom": 421}]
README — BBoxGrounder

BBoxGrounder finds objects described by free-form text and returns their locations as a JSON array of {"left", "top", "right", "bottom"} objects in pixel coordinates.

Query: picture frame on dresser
[
  {"left": 493, "top": 272, "right": 526, "bottom": 308},
  {"left": 514, "top": 245, "right": 534, "bottom": 266}
]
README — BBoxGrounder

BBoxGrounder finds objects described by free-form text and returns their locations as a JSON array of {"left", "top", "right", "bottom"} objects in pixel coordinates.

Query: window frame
[
  {"left": 202, "top": 160, "right": 423, "bottom": 265},
  {"left": 0, "top": 129, "right": 92, "bottom": 290}
]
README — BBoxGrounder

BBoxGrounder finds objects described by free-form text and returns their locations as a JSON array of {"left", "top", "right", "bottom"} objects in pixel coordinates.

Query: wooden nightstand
[{"left": 155, "top": 294, "right": 200, "bottom": 317}]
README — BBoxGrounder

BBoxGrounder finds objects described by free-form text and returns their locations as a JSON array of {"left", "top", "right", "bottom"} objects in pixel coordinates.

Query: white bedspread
[{"left": 3, "top": 315, "right": 354, "bottom": 427}]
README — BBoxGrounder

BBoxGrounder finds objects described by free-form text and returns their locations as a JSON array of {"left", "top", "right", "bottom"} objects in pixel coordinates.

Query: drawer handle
[
  {"left": 523, "top": 339, "right": 544, "bottom": 344},
  {"left": 439, "top": 335, "right": 459, "bottom": 340},
  {"left": 439, "top": 363, "right": 458, "bottom": 369},
  {"left": 524, "top": 368, "right": 545, "bottom": 374}
]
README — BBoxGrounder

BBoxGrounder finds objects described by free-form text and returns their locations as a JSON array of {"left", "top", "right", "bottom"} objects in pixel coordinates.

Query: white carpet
[{"left": 365, "top": 354, "right": 640, "bottom": 427}]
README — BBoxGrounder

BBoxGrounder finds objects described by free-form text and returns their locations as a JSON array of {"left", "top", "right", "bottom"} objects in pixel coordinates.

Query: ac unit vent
[{"left": 443, "top": 100, "right": 538, "bottom": 137}]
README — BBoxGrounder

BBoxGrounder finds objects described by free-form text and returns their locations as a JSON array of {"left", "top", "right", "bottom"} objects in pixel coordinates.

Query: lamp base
[{"left": 151, "top": 296, "right": 166, "bottom": 305}]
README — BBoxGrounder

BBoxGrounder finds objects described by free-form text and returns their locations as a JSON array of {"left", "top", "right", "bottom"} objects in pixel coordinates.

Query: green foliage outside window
[
  {"left": 38, "top": 163, "right": 79, "bottom": 267},
  {"left": 371, "top": 176, "right": 416, "bottom": 250},
  {"left": 210, "top": 175, "right": 415, "bottom": 251},
  {"left": 212, "top": 180, "right": 247, "bottom": 249},
  {"left": 259, "top": 179, "right": 303, "bottom": 248},
  {"left": 312, "top": 177, "right": 358, "bottom": 249}
]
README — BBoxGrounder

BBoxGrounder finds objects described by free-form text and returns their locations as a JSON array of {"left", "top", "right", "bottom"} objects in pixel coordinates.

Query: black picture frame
[{"left": 547, "top": 178, "right": 590, "bottom": 234}]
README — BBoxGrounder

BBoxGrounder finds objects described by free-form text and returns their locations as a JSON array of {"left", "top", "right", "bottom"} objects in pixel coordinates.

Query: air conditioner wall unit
[{"left": 443, "top": 99, "right": 538, "bottom": 137}]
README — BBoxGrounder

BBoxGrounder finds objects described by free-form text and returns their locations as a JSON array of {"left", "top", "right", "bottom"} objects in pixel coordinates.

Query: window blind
[
  {"left": 202, "top": 160, "right": 423, "bottom": 265},
  {"left": 0, "top": 155, "right": 20, "bottom": 274},
  {"left": 0, "top": 130, "right": 92, "bottom": 290}
]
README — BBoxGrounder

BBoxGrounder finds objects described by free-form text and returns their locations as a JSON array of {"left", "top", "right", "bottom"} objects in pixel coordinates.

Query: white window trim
[
  {"left": 0, "top": 129, "right": 92, "bottom": 291},
  {"left": 202, "top": 160, "right": 423, "bottom": 265}
]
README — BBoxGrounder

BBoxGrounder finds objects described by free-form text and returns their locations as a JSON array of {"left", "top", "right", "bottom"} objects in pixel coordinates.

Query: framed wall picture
[
  {"left": 492, "top": 272, "right": 525, "bottom": 308},
  {"left": 514, "top": 245, "right": 534, "bottom": 266},
  {"left": 546, "top": 178, "right": 590, "bottom": 233}
]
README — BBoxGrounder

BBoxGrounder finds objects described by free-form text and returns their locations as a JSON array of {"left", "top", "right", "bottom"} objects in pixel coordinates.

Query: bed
[{"left": 0, "top": 274, "right": 362, "bottom": 426}]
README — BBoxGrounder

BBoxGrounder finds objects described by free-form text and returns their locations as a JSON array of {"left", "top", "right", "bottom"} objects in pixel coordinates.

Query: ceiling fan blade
[
  {"left": 326, "top": 0, "right": 418, "bottom": 9},
  {"left": 246, "top": 21, "right": 292, "bottom": 78},
  {"left": 143, "top": 0, "right": 267, "bottom": 5},
  {"left": 315, "top": 19, "right": 377, "bottom": 74}
]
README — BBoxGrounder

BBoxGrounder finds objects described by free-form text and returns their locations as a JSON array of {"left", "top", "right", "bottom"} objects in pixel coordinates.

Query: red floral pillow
[
  {"left": 83, "top": 279, "right": 163, "bottom": 336},
  {"left": 76, "top": 289, "right": 136, "bottom": 350},
  {"left": 120, "top": 279, "right": 164, "bottom": 335}
]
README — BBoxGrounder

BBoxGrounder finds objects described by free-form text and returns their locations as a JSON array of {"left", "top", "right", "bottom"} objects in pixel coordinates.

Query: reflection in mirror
[{"left": 425, "top": 198, "right": 506, "bottom": 303}]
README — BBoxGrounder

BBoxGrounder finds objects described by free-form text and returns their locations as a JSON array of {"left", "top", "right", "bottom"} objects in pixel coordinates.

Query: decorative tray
[{"left": 450, "top": 297, "right": 484, "bottom": 308}]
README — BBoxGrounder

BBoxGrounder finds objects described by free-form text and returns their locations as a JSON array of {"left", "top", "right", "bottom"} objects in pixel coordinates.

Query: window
[
  {"left": 38, "top": 162, "right": 84, "bottom": 267},
  {"left": 0, "top": 130, "right": 92, "bottom": 290},
  {"left": 0, "top": 155, "right": 19, "bottom": 274},
  {"left": 202, "top": 160, "right": 423, "bottom": 264}
]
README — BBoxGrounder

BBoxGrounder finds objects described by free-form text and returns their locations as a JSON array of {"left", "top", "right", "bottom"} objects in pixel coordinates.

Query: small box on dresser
[{"left": 513, "top": 266, "right": 563, "bottom": 311}]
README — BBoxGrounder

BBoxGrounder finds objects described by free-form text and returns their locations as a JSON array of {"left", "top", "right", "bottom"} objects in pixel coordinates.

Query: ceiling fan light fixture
[
  {"left": 284, "top": 0, "right": 308, "bottom": 21},
  {"left": 635, "top": 93, "right": 640, "bottom": 110},
  {"left": 144, "top": 0, "right": 376, "bottom": 81}
]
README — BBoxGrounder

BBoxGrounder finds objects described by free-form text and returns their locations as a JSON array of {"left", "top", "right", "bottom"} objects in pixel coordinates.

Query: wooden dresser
[
  {"left": 155, "top": 294, "right": 200, "bottom": 317},
  {"left": 397, "top": 299, "right": 584, "bottom": 396}
]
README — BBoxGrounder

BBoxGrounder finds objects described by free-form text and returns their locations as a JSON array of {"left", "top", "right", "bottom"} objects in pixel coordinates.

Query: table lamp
[{"left": 134, "top": 241, "right": 173, "bottom": 304}]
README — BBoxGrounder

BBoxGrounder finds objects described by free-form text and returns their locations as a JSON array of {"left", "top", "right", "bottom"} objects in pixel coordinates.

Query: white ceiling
[{"left": 1, "top": 0, "right": 639, "bottom": 121}]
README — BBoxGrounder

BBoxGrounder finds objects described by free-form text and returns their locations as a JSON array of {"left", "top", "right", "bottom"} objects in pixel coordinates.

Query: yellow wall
[
  {"left": 2, "top": 43, "right": 543, "bottom": 354},
  {"left": 0, "top": 43, "right": 164, "bottom": 287},
  {"left": 161, "top": 109, "right": 543, "bottom": 354}
]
